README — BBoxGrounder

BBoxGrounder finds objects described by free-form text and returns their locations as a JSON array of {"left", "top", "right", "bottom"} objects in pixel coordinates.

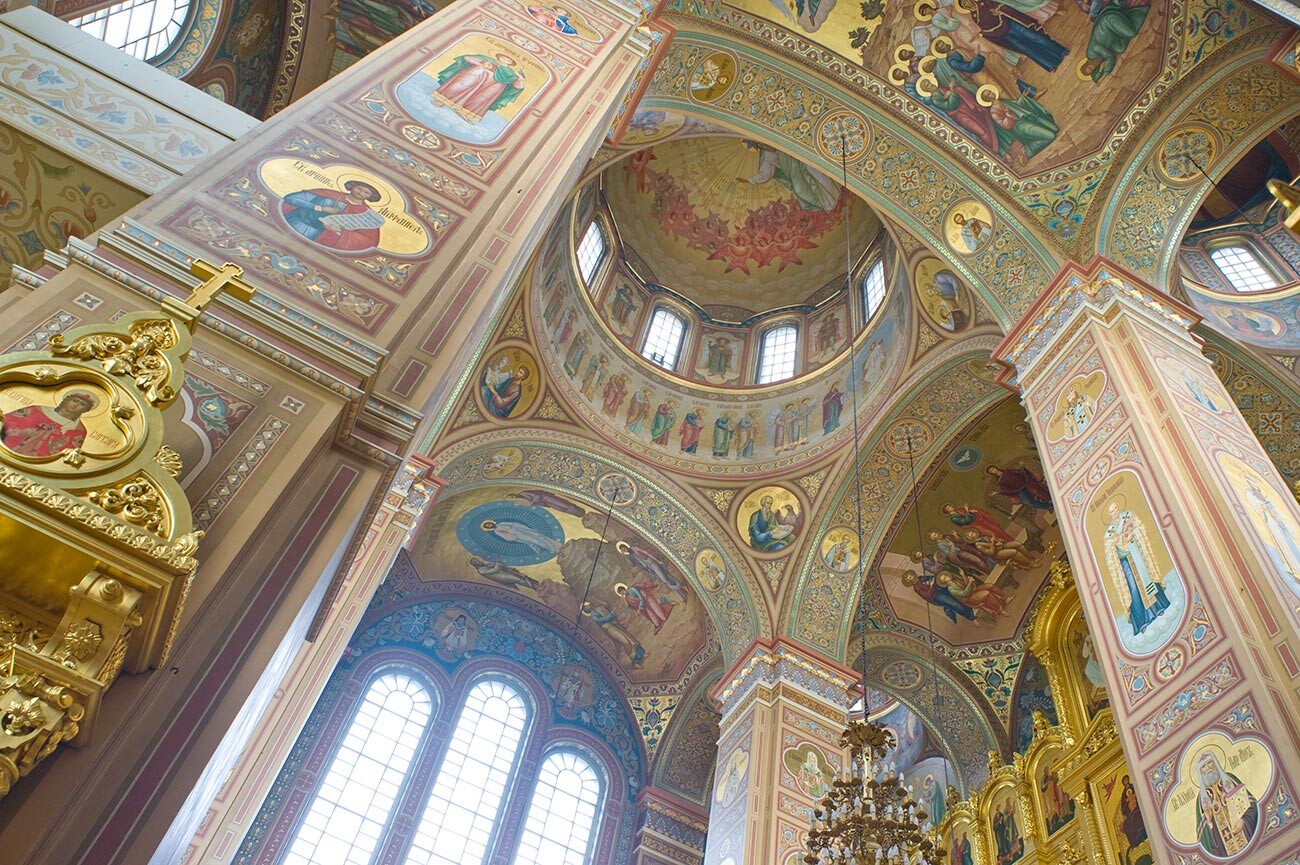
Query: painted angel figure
[{"left": 1244, "top": 477, "right": 1300, "bottom": 582}]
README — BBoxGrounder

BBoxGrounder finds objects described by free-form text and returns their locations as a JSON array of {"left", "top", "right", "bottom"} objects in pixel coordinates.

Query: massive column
[
  {"left": 703, "top": 640, "right": 856, "bottom": 865},
  {"left": 995, "top": 257, "right": 1300, "bottom": 865},
  {"left": 0, "top": 0, "right": 655, "bottom": 861}
]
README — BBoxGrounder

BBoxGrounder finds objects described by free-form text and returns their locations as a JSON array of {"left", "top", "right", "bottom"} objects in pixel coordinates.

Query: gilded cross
[{"left": 187, "top": 259, "right": 256, "bottom": 311}]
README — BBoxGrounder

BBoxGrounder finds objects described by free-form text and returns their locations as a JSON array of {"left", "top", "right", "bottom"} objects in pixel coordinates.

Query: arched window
[
  {"left": 513, "top": 750, "right": 605, "bottom": 865},
  {"left": 577, "top": 221, "right": 608, "bottom": 286},
  {"left": 861, "top": 260, "right": 886, "bottom": 321},
  {"left": 1209, "top": 243, "right": 1279, "bottom": 293},
  {"left": 757, "top": 324, "right": 799, "bottom": 384},
  {"left": 69, "top": 0, "right": 192, "bottom": 61},
  {"left": 282, "top": 672, "right": 434, "bottom": 865},
  {"left": 404, "top": 678, "right": 530, "bottom": 865},
  {"left": 641, "top": 307, "right": 687, "bottom": 372}
]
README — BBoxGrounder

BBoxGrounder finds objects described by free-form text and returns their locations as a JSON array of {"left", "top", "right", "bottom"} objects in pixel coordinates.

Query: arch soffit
[
  {"left": 783, "top": 345, "right": 1006, "bottom": 653},
  {"left": 855, "top": 634, "right": 1006, "bottom": 795},
  {"left": 651, "top": 663, "right": 723, "bottom": 801},
  {"left": 1098, "top": 42, "right": 1300, "bottom": 289},
  {"left": 428, "top": 431, "right": 770, "bottom": 664}
]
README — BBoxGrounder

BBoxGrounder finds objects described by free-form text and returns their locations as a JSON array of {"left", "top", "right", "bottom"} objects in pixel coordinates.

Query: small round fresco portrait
[
  {"left": 689, "top": 51, "right": 737, "bottom": 103},
  {"left": 696, "top": 549, "right": 727, "bottom": 591},
  {"left": 523, "top": 2, "right": 602, "bottom": 40},
  {"left": 551, "top": 664, "right": 595, "bottom": 719},
  {"left": 820, "top": 527, "right": 860, "bottom": 573},
  {"left": 736, "top": 485, "right": 802, "bottom": 554},
  {"left": 456, "top": 499, "right": 566, "bottom": 566},
  {"left": 477, "top": 346, "right": 540, "bottom": 421},
  {"left": 432, "top": 606, "right": 479, "bottom": 661},
  {"left": 622, "top": 110, "right": 687, "bottom": 145},
  {"left": 1046, "top": 371, "right": 1106, "bottom": 442},
  {"left": 259, "top": 158, "right": 433, "bottom": 256},
  {"left": 943, "top": 200, "right": 994, "bottom": 256},
  {"left": 482, "top": 446, "right": 524, "bottom": 478},
  {"left": 913, "top": 257, "right": 972, "bottom": 332}
]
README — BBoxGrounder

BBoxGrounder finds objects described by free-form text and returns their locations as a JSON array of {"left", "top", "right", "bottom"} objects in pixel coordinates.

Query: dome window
[
  {"left": 1209, "top": 243, "right": 1279, "bottom": 293},
  {"left": 757, "top": 324, "right": 799, "bottom": 384},
  {"left": 576, "top": 220, "right": 607, "bottom": 287},
  {"left": 70, "top": 0, "right": 192, "bottom": 61},
  {"left": 861, "top": 259, "right": 886, "bottom": 321},
  {"left": 641, "top": 307, "right": 686, "bottom": 372}
]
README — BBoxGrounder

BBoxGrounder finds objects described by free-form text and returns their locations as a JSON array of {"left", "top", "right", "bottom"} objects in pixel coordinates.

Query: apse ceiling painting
[
  {"left": 604, "top": 137, "right": 880, "bottom": 314},
  {"left": 409, "top": 484, "right": 713, "bottom": 686},
  {"left": 875, "top": 397, "right": 1059, "bottom": 650}
]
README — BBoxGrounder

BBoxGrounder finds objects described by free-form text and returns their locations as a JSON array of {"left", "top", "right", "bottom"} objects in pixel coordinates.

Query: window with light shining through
[
  {"left": 282, "top": 673, "right": 433, "bottom": 865},
  {"left": 512, "top": 750, "right": 605, "bottom": 865},
  {"left": 861, "top": 260, "right": 886, "bottom": 320},
  {"left": 404, "top": 678, "right": 530, "bottom": 865},
  {"left": 70, "top": 0, "right": 191, "bottom": 61},
  {"left": 577, "top": 221, "right": 607, "bottom": 286},
  {"left": 757, "top": 325, "right": 798, "bottom": 384},
  {"left": 1209, "top": 244, "right": 1280, "bottom": 293},
  {"left": 641, "top": 308, "right": 686, "bottom": 372}
]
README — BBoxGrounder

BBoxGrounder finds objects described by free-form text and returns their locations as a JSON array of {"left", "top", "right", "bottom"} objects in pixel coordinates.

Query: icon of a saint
[
  {"left": 281, "top": 180, "right": 386, "bottom": 251},
  {"left": 433, "top": 53, "right": 525, "bottom": 123},
  {"left": 1, "top": 389, "right": 98, "bottom": 457}
]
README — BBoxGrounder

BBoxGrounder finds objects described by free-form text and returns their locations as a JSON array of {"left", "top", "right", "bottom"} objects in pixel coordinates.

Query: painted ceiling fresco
[
  {"left": 530, "top": 191, "right": 911, "bottom": 476},
  {"left": 409, "top": 484, "right": 714, "bottom": 686},
  {"left": 603, "top": 137, "right": 880, "bottom": 315},
  {"left": 329, "top": 0, "right": 451, "bottom": 75},
  {"left": 874, "top": 396, "right": 1058, "bottom": 649},
  {"left": 725, "top": 0, "right": 1169, "bottom": 174}
]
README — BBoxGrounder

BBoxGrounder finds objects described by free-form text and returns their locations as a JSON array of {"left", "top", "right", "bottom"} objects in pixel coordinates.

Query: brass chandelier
[
  {"left": 805, "top": 141, "right": 945, "bottom": 865},
  {"left": 803, "top": 712, "right": 945, "bottom": 865}
]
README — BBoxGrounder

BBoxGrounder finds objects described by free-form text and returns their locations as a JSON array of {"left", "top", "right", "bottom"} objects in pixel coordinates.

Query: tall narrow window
[
  {"left": 512, "top": 751, "right": 605, "bottom": 865},
  {"left": 405, "top": 679, "right": 530, "bottom": 865},
  {"left": 861, "top": 260, "right": 886, "bottom": 320},
  {"left": 282, "top": 673, "right": 433, "bottom": 865},
  {"left": 70, "top": 0, "right": 192, "bottom": 61},
  {"left": 577, "top": 221, "right": 607, "bottom": 286},
  {"left": 1210, "top": 244, "right": 1279, "bottom": 293},
  {"left": 757, "top": 325, "right": 798, "bottom": 384},
  {"left": 641, "top": 308, "right": 686, "bottom": 372}
]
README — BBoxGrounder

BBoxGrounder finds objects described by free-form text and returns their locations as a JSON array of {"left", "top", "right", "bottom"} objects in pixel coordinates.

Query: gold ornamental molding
[{"left": 0, "top": 260, "right": 252, "bottom": 800}]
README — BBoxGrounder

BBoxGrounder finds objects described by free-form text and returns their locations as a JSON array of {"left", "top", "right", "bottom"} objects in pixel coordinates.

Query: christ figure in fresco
[
  {"left": 433, "top": 53, "right": 525, "bottom": 123},
  {"left": 1, "top": 389, "right": 97, "bottom": 457}
]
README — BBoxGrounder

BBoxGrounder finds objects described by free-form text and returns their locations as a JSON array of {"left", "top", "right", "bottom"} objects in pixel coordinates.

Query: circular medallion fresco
[
  {"left": 735, "top": 485, "right": 803, "bottom": 554},
  {"left": 689, "top": 51, "right": 737, "bottom": 103},
  {"left": 942, "top": 200, "right": 994, "bottom": 256},
  {"left": 476, "top": 346, "right": 540, "bottom": 421}
]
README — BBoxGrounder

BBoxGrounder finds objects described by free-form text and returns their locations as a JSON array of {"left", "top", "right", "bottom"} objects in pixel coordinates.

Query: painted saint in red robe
[{"left": 1, "top": 389, "right": 97, "bottom": 457}]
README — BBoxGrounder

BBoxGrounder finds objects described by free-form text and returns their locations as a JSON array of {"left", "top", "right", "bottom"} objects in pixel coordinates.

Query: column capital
[
  {"left": 994, "top": 255, "right": 1201, "bottom": 389},
  {"left": 710, "top": 637, "right": 857, "bottom": 722}
]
